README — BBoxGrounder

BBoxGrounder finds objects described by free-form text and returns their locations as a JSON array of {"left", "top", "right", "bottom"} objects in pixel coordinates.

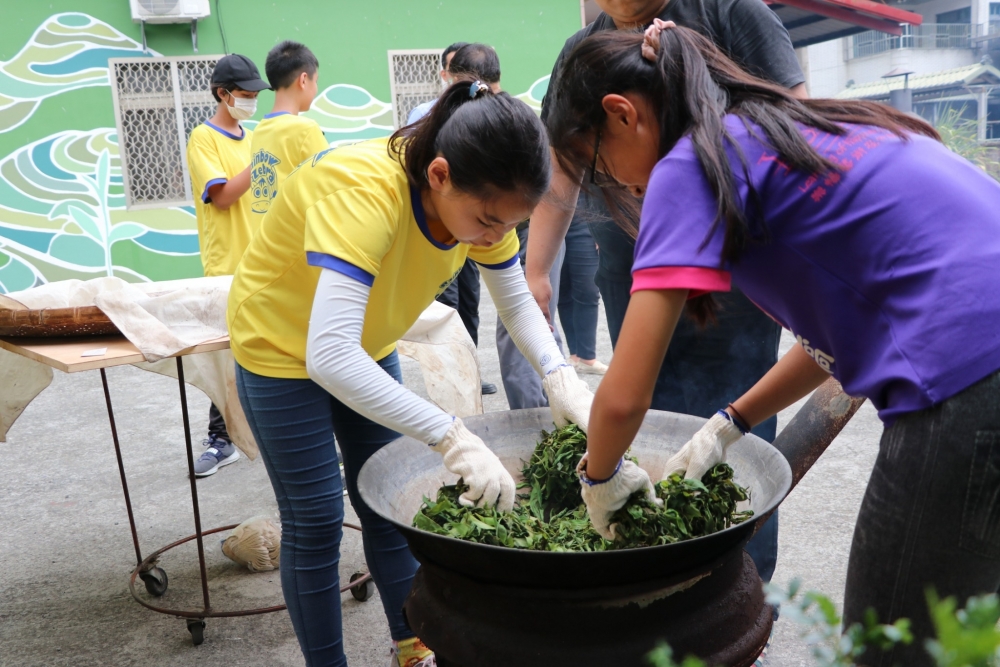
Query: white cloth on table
[{"left": 0, "top": 276, "right": 484, "bottom": 458}]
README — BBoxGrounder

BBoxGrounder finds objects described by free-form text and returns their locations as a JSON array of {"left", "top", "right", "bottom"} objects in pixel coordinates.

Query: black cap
[{"left": 211, "top": 54, "right": 270, "bottom": 92}]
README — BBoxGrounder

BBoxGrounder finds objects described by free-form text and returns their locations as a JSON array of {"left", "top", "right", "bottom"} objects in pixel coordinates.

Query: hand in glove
[
  {"left": 578, "top": 455, "right": 662, "bottom": 540},
  {"left": 662, "top": 411, "right": 745, "bottom": 482},
  {"left": 430, "top": 418, "right": 517, "bottom": 512},
  {"left": 543, "top": 365, "right": 594, "bottom": 432}
]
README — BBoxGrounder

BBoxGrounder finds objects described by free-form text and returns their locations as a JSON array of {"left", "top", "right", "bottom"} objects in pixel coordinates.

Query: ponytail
[
  {"left": 389, "top": 80, "right": 550, "bottom": 205},
  {"left": 546, "top": 26, "right": 939, "bottom": 325}
]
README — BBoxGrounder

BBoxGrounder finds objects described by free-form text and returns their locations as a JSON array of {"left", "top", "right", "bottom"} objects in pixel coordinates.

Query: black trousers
[
  {"left": 208, "top": 402, "right": 230, "bottom": 441},
  {"left": 436, "top": 259, "right": 481, "bottom": 347},
  {"left": 845, "top": 368, "right": 1000, "bottom": 666}
]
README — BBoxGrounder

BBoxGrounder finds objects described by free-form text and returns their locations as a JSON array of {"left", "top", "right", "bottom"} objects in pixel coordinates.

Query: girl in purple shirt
[{"left": 546, "top": 21, "right": 1000, "bottom": 667}]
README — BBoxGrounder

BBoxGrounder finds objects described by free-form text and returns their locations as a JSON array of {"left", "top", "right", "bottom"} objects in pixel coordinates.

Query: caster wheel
[
  {"left": 140, "top": 567, "right": 168, "bottom": 597},
  {"left": 187, "top": 618, "right": 205, "bottom": 646},
  {"left": 349, "top": 571, "right": 375, "bottom": 602}
]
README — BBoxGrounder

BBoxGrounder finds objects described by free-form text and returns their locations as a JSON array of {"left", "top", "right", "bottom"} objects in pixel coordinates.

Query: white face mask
[{"left": 224, "top": 93, "right": 257, "bottom": 120}]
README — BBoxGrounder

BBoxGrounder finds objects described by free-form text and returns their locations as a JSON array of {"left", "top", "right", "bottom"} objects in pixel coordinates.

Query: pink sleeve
[{"left": 631, "top": 266, "right": 732, "bottom": 298}]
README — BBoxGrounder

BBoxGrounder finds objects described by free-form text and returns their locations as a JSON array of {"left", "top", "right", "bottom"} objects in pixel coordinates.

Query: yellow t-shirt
[
  {"left": 228, "top": 138, "right": 520, "bottom": 379},
  {"left": 187, "top": 122, "right": 256, "bottom": 276},
  {"left": 248, "top": 112, "right": 329, "bottom": 215}
]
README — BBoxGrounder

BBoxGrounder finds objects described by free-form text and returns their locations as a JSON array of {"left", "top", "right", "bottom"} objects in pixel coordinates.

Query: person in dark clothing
[{"left": 524, "top": 0, "right": 806, "bottom": 584}]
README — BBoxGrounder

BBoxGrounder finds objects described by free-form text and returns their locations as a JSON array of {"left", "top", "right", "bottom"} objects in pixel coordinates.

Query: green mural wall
[{"left": 0, "top": 1, "right": 578, "bottom": 293}]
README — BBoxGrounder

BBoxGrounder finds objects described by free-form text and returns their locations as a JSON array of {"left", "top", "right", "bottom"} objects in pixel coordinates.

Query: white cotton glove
[
  {"left": 578, "top": 456, "right": 662, "bottom": 540},
  {"left": 543, "top": 365, "right": 595, "bottom": 433},
  {"left": 430, "top": 418, "right": 517, "bottom": 512},
  {"left": 662, "top": 412, "right": 744, "bottom": 482}
]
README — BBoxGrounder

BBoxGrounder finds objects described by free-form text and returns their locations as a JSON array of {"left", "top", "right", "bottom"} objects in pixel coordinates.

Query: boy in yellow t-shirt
[
  {"left": 249, "top": 41, "right": 328, "bottom": 216},
  {"left": 186, "top": 53, "right": 269, "bottom": 476}
]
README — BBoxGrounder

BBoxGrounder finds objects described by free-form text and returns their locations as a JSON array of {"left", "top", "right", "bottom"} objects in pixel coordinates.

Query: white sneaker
[{"left": 572, "top": 358, "right": 609, "bottom": 375}]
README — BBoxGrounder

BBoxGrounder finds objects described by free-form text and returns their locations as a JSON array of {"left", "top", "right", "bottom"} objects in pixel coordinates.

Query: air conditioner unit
[{"left": 129, "top": 0, "right": 211, "bottom": 24}]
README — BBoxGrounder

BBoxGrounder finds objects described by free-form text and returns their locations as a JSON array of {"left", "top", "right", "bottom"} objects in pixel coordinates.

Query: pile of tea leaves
[{"left": 412, "top": 424, "right": 754, "bottom": 551}]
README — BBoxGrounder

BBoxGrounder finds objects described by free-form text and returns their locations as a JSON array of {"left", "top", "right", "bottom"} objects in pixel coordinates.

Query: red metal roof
[{"left": 767, "top": 0, "right": 923, "bottom": 47}]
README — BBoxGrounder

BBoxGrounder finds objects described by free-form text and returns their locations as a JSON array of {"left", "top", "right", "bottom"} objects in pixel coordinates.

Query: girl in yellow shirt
[{"left": 228, "top": 81, "right": 593, "bottom": 667}]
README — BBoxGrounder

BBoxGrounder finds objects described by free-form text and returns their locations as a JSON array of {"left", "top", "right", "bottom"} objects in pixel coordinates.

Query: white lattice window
[
  {"left": 387, "top": 49, "right": 443, "bottom": 129},
  {"left": 109, "top": 55, "right": 219, "bottom": 210}
]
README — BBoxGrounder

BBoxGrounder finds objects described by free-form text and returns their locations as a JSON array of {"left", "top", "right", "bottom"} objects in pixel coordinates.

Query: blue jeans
[
  {"left": 497, "top": 225, "right": 565, "bottom": 409},
  {"left": 235, "top": 352, "right": 417, "bottom": 667},
  {"left": 558, "top": 217, "right": 601, "bottom": 360},
  {"left": 590, "top": 217, "right": 780, "bottom": 582}
]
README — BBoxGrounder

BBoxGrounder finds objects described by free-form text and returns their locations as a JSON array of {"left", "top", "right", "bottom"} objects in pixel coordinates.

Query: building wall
[
  {"left": 804, "top": 0, "right": 982, "bottom": 98},
  {"left": 902, "top": 0, "right": 977, "bottom": 22},
  {"left": 805, "top": 40, "right": 849, "bottom": 98},
  {"left": 845, "top": 48, "right": 978, "bottom": 86},
  {"left": 0, "top": 1, "right": 579, "bottom": 293}
]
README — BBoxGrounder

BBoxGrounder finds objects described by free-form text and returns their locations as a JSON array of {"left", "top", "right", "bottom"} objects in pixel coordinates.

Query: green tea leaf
[{"left": 412, "top": 425, "right": 754, "bottom": 552}]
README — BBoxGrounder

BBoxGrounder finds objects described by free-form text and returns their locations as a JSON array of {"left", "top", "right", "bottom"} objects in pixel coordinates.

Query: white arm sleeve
[
  {"left": 305, "top": 268, "right": 455, "bottom": 445},
  {"left": 480, "top": 262, "right": 567, "bottom": 377}
]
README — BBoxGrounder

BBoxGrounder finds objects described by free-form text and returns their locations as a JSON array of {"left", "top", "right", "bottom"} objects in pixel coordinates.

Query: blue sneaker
[{"left": 194, "top": 435, "right": 239, "bottom": 477}]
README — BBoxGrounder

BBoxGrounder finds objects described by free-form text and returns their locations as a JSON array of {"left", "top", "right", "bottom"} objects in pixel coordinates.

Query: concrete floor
[{"left": 0, "top": 285, "right": 883, "bottom": 667}]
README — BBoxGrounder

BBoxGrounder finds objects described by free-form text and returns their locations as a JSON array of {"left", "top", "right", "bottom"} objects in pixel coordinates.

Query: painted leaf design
[
  {"left": 67, "top": 204, "right": 103, "bottom": 242},
  {"left": 108, "top": 222, "right": 144, "bottom": 244}
]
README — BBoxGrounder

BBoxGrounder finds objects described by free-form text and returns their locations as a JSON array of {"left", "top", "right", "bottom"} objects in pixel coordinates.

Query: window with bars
[
  {"left": 387, "top": 49, "right": 443, "bottom": 129},
  {"left": 109, "top": 56, "right": 219, "bottom": 210}
]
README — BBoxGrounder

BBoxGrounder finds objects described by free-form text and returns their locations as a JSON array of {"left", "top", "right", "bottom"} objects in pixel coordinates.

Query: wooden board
[{"left": 0, "top": 335, "right": 230, "bottom": 373}]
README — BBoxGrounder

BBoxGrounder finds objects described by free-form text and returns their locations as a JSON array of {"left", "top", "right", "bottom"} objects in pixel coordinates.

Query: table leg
[
  {"left": 101, "top": 368, "right": 144, "bottom": 566},
  {"left": 176, "top": 356, "right": 211, "bottom": 612}
]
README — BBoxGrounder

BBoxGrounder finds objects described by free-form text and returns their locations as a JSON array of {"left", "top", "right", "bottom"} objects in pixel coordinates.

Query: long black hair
[
  {"left": 389, "top": 81, "right": 550, "bottom": 208},
  {"left": 546, "top": 27, "right": 938, "bottom": 323}
]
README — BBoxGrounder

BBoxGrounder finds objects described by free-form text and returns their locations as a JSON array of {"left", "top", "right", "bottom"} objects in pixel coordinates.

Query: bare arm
[
  {"left": 790, "top": 82, "right": 809, "bottom": 100},
  {"left": 729, "top": 342, "right": 830, "bottom": 428},
  {"left": 207, "top": 165, "right": 251, "bottom": 210},
  {"left": 586, "top": 289, "right": 687, "bottom": 479},
  {"left": 524, "top": 148, "right": 581, "bottom": 322},
  {"left": 586, "top": 289, "right": 830, "bottom": 479}
]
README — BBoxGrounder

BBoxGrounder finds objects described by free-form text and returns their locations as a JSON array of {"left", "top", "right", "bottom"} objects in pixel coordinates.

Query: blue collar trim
[
  {"left": 205, "top": 121, "right": 245, "bottom": 140},
  {"left": 264, "top": 111, "right": 292, "bottom": 119},
  {"left": 410, "top": 185, "right": 456, "bottom": 250}
]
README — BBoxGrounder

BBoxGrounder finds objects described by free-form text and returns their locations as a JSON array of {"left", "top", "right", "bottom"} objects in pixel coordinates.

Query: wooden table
[
  {"left": 0, "top": 335, "right": 286, "bottom": 645},
  {"left": 1, "top": 334, "right": 373, "bottom": 644},
  {"left": 0, "top": 334, "right": 230, "bottom": 372}
]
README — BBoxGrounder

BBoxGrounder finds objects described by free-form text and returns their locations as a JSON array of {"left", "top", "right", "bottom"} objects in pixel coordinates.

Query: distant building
[{"left": 803, "top": 0, "right": 1000, "bottom": 139}]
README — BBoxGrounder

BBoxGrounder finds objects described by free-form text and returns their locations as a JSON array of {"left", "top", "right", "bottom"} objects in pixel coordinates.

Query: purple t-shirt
[{"left": 633, "top": 115, "right": 1000, "bottom": 424}]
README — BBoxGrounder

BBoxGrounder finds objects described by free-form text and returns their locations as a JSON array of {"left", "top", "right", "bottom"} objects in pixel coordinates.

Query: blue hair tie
[{"left": 469, "top": 80, "right": 488, "bottom": 98}]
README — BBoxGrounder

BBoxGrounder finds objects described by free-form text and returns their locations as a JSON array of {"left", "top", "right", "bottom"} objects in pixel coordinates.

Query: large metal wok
[{"left": 358, "top": 379, "right": 863, "bottom": 589}]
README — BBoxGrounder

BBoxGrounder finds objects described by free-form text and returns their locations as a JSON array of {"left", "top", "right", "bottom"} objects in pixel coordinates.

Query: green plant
[
  {"left": 645, "top": 584, "right": 1000, "bottom": 667},
  {"left": 646, "top": 643, "right": 707, "bottom": 667},
  {"left": 766, "top": 580, "right": 912, "bottom": 667},
  {"left": 925, "top": 591, "right": 1000, "bottom": 667},
  {"left": 935, "top": 106, "right": 1000, "bottom": 182}
]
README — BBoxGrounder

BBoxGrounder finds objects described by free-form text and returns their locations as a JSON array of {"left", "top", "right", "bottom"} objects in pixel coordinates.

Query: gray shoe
[{"left": 194, "top": 436, "right": 239, "bottom": 477}]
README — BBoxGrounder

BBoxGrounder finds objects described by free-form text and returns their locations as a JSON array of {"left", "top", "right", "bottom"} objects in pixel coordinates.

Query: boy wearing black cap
[{"left": 186, "top": 53, "right": 269, "bottom": 477}]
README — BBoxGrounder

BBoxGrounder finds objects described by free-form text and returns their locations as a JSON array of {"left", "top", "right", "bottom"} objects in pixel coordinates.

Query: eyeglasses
[{"left": 589, "top": 128, "right": 620, "bottom": 189}]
